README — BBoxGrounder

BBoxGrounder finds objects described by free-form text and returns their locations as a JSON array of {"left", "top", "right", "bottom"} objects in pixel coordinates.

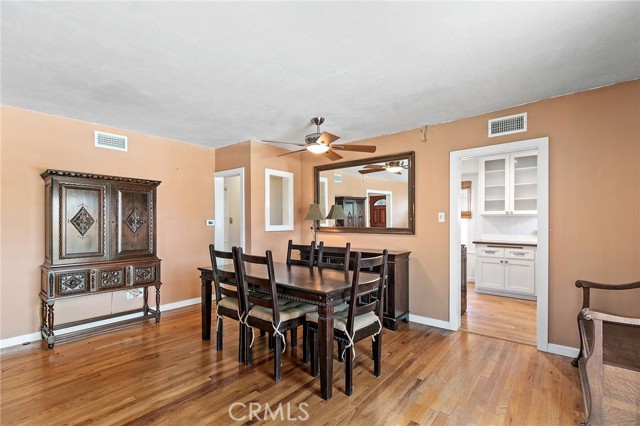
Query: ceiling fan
[
  {"left": 358, "top": 160, "right": 409, "bottom": 175},
  {"left": 264, "top": 117, "right": 377, "bottom": 161}
]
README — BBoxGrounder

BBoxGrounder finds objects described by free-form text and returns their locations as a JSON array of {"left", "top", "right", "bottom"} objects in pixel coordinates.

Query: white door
[
  {"left": 476, "top": 257, "right": 504, "bottom": 290},
  {"left": 504, "top": 259, "right": 535, "bottom": 294},
  {"left": 510, "top": 150, "right": 538, "bottom": 215}
]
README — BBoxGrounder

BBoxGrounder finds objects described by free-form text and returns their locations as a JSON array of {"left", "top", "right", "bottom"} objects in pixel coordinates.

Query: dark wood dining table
[{"left": 198, "top": 262, "right": 379, "bottom": 400}]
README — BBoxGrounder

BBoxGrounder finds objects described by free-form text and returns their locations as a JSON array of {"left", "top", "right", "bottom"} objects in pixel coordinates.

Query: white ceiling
[{"left": 2, "top": 2, "right": 638, "bottom": 149}]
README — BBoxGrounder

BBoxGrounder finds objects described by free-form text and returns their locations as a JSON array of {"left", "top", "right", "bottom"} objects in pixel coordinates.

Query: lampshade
[
  {"left": 306, "top": 143, "right": 330, "bottom": 154},
  {"left": 326, "top": 204, "right": 347, "bottom": 220},
  {"left": 304, "top": 203, "right": 325, "bottom": 221}
]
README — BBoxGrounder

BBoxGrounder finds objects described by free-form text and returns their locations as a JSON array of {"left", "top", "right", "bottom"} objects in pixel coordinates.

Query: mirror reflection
[{"left": 315, "top": 152, "right": 415, "bottom": 234}]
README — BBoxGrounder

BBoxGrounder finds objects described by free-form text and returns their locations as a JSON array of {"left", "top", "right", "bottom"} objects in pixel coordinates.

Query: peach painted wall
[
  {"left": 300, "top": 80, "right": 640, "bottom": 347},
  {"left": 0, "top": 106, "right": 216, "bottom": 339}
]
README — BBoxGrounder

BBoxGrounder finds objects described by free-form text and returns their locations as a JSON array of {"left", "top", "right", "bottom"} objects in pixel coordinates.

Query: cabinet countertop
[{"left": 473, "top": 240, "right": 537, "bottom": 247}]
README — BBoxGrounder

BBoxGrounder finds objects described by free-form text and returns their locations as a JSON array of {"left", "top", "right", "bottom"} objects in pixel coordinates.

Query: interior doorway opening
[
  {"left": 449, "top": 137, "right": 549, "bottom": 352},
  {"left": 214, "top": 168, "right": 245, "bottom": 252}
]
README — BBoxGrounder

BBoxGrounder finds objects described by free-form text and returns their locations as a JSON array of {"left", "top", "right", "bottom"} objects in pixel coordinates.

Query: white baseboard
[
  {"left": 409, "top": 314, "right": 452, "bottom": 330},
  {"left": 0, "top": 297, "right": 202, "bottom": 349},
  {"left": 547, "top": 343, "right": 579, "bottom": 358}
]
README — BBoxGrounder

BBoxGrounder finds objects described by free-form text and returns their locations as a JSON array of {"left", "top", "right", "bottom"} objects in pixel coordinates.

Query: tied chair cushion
[
  {"left": 248, "top": 302, "right": 316, "bottom": 323},
  {"left": 306, "top": 310, "right": 379, "bottom": 333},
  {"left": 218, "top": 296, "right": 239, "bottom": 310}
]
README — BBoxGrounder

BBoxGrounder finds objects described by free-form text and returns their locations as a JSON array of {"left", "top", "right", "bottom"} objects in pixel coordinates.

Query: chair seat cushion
[
  {"left": 333, "top": 302, "right": 349, "bottom": 313},
  {"left": 248, "top": 302, "right": 316, "bottom": 323},
  {"left": 250, "top": 292, "right": 290, "bottom": 306},
  {"left": 306, "top": 310, "right": 379, "bottom": 334},
  {"left": 218, "top": 296, "right": 238, "bottom": 310}
]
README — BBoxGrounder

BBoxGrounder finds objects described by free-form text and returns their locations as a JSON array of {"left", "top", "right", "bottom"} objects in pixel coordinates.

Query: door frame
[
  {"left": 214, "top": 167, "right": 245, "bottom": 251},
  {"left": 365, "top": 189, "right": 393, "bottom": 227},
  {"left": 449, "top": 137, "right": 549, "bottom": 351}
]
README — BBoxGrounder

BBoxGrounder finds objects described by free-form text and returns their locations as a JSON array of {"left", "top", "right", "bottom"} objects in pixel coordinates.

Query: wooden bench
[{"left": 572, "top": 280, "right": 640, "bottom": 426}]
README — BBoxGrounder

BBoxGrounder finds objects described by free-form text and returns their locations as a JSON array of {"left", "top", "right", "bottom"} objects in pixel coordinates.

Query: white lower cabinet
[{"left": 475, "top": 245, "right": 536, "bottom": 299}]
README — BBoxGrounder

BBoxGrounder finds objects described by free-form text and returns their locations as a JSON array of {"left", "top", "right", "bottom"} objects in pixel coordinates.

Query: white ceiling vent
[
  {"left": 488, "top": 113, "right": 527, "bottom": 137},
  {"left": 94, "top": 131, "right": 127, "bottom": 151}
]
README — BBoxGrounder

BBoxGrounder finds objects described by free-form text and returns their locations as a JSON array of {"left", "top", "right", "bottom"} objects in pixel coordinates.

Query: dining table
[{"left": 198, "top": 262, "right": 379, "bottom": 400}]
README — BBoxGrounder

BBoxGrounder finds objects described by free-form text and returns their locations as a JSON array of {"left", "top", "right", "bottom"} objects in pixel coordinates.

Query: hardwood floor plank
[{"left": 1, "top": 305, "right": 581, "bottom": 425}]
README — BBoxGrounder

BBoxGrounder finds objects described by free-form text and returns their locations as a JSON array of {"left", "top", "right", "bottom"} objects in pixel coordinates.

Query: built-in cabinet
[
  {"left": 479, "top": 150, "right": 538, "bottom": 215},
  {"left": 40, "top": 169, "right": 162, "bottom": 348},
  {"left": 475, "top": 244, "right": 536, "bottom": 300}
]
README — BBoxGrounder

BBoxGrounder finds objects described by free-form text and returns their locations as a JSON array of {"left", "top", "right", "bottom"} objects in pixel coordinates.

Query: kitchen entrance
[{"left": 449, "top": 137, "right": 549, "bottom": 351}]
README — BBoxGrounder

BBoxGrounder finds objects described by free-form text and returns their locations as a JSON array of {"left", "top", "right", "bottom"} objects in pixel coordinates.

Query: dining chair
[
  {"left": 235, "top": 247, "right": 316, "bottom": 380},
  {"left": 286, "top": 240, "right": 317, "bottom": 267},
  {"left": 208, "top": 244, "right": 245, "bottom": 363},
  {"left": 317, "top": 241, "right": 351, "bottom": 271},
  {"left": 307, "top": 250, "right": 388, "bottom": 395}
]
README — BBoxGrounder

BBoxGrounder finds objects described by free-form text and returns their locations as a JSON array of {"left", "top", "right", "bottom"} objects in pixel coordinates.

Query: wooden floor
[
  {"left": 0, "top": 305, "right": 583, "bottom": 426},
  {"left": 461, "top": 282, "right": 537, "bottom": 347}
]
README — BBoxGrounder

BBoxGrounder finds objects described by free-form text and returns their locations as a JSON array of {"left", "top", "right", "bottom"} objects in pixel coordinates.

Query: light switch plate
[
  {"left": 438, "top": 212, "right": 445, "bottom": 223},
  {"left": 205, "top": 219, "right": 215, "bottom": 227}
]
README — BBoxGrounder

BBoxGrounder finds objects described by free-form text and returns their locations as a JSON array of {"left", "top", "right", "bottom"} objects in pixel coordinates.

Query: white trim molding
[
  {"left": 547, "top": 344, "right": 579, "bottom": 359},
  {"left": 0, "top": 297, "right": 201, "bottom": 349},
  {"left": 409, "top": 314, "right": 452, "bottom": 330}
]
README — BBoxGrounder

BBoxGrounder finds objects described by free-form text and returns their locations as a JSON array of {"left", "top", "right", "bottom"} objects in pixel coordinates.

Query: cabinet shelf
[
  {"left": 514, "top": 166, "right": 537, "bottom": 171},
  {"left": 514, "top": 182, "right": 537, "bottom": 186}
]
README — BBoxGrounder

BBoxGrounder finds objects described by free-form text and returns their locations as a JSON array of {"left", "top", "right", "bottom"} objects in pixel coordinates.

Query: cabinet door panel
[
  {"left": 504, "top": 259, "right": 535, "bottom": 294},
  {"left": 112, "top": 185, "right": 155, "bottom": 259},
  {"left": 57, "top": 181, "right": 108, "bottom": 263},
  {"left": 476, "top": 257, "right": 504, "bottom": 290},
  {"left": 479, "top": 155, "right": 508, "bottom": 214}
]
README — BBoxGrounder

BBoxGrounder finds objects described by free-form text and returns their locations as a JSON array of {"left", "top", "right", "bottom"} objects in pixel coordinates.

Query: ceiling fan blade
[
  {"left": 262, "top": 139, "right": 305, "bottom": 147},
  {"left": 363, "top": 165, "right": 385, "bottom": 169},
  {"left": 330, "top": 144, "right": 377, "bottom": 153},
  {"left": 324, "top": 149, "right": 343, "bottom": 161},
  {"left": 276, "top": 148, "right": 307, "bottom": 157},
  {"left": 316, "top": 132, "right": 340, "bottom": 146},
  {"left": 358, "top": 168, "right": 384, "bottom": 175}
]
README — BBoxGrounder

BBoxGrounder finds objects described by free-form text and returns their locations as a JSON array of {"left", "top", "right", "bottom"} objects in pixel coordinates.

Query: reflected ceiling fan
[
  {"left": 264, "top": 117, "right": 377, "bottom": 161},
  {"left": 358, "top": 160, "right": 408, "bottom": 175}
]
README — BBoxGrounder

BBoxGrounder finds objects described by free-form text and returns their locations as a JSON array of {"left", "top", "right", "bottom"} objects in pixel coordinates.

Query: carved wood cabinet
[
  {"left": 40, "top": 170, "right": 162, "bottom": 348},
  {"left": 334, "top": 196, "right": 366, "bottom": 227}
]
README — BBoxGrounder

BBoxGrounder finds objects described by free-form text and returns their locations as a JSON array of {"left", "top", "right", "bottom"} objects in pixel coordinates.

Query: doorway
[
  {"left": 449, "top": 137, "right": 549, "bottom": 352},
  {"left": 214, "top": 168, "right": 245, "bottom": 252}
]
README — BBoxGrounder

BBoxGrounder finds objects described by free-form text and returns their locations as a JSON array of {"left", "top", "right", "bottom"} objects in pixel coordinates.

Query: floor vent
[
  {"left": 488, "top": 113, "right": 527, "bottom": 137},
  {"left": 95, "top": 131, "right": 128, "bottom": 151}
]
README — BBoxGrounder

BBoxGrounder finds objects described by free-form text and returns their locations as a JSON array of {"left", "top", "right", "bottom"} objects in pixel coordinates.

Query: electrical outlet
[
  {"left": 127, "top": 289, "right": 143, "bottom": 299},
  {"left": 205, "top": 219, "right": 215, "bottom": 227},
  {"left": 438, "top": 212, "right": 445, "bottom": 223}
]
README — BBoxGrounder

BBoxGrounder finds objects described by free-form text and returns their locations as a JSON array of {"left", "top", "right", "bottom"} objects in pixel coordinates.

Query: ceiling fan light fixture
[
  {"left": 306, "top": 143, "right": 330, "bottom": 154},
  {"left": 386, "top": 165, "right": 403, "bottom": 173}
]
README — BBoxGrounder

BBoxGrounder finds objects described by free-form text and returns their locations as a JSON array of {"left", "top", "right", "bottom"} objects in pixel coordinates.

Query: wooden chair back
[
  {"left": 346, "top": 250, "right": 388, "bottom": 336},
  {"left": 235, "top": 247, "right": 280, "bottom": 325},
  {"left": 209, "top": 244, "right": 242, "bottom": 304},
  {"left": 286, "top": 240, "right": 316, "bottom": 267},
  {"left": 317, "top": 241, "right": 351, "bottom": 271}
]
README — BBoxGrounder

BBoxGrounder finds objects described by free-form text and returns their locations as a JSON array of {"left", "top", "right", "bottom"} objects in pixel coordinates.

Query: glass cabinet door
[
  {"left": 510, "top": 151, "right": 537, "bottom": 214},
  {"left": 480, "top": 156, "right": 508, "bottom": 214}
]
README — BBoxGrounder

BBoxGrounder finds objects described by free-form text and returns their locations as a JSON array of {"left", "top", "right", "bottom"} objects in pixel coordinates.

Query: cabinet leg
[
  {"left": 154, "top": 284, "right": 161, "bottom": 322},
  {"left": 40, "top": 300, "right": 47, "bottom": 335},
  {"left": 46, "top": 301, "right": 55, "bottom": 349},
  {"left": 143, "top": 287, "right": 149, "bottom": 315}
]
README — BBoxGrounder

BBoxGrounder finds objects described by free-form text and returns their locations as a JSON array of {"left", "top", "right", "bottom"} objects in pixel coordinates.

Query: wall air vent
[
  {"left": 95, "top": 131, "right": 128, "bottom": 151},
  {"left": 488, "top": 113, "right": 527, "bottom": 137}
]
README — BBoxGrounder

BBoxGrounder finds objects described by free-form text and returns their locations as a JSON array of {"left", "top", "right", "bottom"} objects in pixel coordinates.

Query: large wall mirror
[{"left": 315, "top": 151, "right": 415, "bottom": 234}]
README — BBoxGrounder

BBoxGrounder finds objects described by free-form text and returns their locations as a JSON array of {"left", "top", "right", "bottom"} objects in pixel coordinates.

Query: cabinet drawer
[
  {"left": 478, "top": 247, "right": 504, "bottom": 258},
  {"left": 129, "top": 262, "right": 160, "bottom": 286},
  {"left": 506, "top": 249, "right": 535, "bottom": 260},
  {"left": 56, "top": 270, "right": 90, "bottom": 296},
  {"left": 96, "top": 267, "right": 126, "bottom": 290}
]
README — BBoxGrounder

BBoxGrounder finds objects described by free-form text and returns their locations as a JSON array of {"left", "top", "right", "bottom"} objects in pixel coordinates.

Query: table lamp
[
  {"left": 326, "top": 204, "right": 347, "bottom": 227},
  {"left": 304, "top": 203, "right": 325, "bottom": 243}
]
